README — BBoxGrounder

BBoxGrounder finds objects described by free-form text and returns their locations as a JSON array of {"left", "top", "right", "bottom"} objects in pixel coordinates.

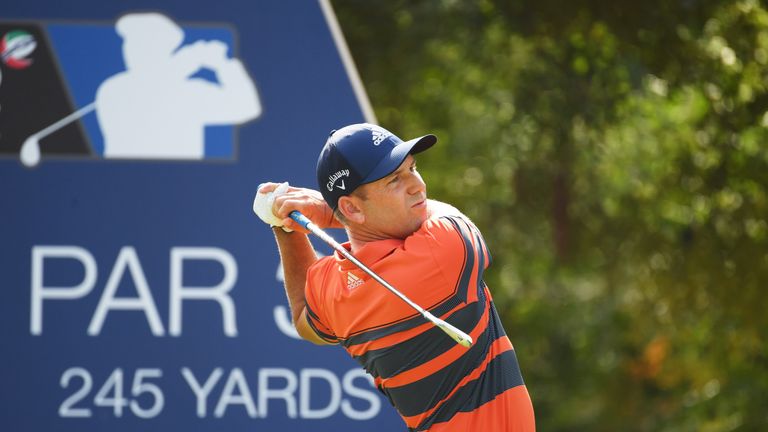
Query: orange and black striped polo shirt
[{"left": 305, "top": 212, "right": 535, "bottom": 431}]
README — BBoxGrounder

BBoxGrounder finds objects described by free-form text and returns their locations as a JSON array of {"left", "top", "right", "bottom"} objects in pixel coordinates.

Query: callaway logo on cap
[
  {"left": 327, "top": 169, "right": 350, "bottom": 191},
  {"left": 315, "top": 123, "right": 437, "bottom": 210}
]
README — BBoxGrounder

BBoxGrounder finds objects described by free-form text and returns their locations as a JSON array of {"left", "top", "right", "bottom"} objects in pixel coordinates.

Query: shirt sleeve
[
  {"left": 421, "top": 211, "right": 491, "bottom": 272},
  {"left": 304, "top": 258, "right": 340, "bottom": 343},
  {"left": 413, "top": 212, "right": 492, "bottom": 307}
]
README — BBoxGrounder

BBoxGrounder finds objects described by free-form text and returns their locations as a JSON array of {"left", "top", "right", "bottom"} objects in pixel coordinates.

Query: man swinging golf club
[{"left": 254, "top": 123, "right": 535, "bottom": 431}]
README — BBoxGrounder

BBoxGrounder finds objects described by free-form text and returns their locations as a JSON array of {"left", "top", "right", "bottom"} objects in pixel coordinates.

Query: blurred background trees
[{"left": 331, "top": 0, "right": 768, "bottom": 430}]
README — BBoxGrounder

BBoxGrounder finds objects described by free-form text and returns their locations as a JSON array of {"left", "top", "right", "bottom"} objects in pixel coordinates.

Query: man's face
[{"left": 356, "top": 155, "right": 428, "bottom": 239}]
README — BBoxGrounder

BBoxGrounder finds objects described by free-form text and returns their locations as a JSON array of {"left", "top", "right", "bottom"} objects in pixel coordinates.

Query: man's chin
[{"left": 413, "top": 212, "right": 429, "bottom": 231}]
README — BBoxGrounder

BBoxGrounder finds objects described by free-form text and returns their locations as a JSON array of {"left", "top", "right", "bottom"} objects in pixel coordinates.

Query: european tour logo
[{"left": 0, "top": 13, "right": 261, "bottom": 168}]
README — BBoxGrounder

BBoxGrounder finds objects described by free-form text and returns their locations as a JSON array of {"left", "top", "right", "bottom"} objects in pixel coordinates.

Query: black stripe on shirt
[
  {"left": 305, "top": 303, "right": 339, "bottom": 343},
  {"left": 382, "top": 300, "right": 508, "bottom": 418},
  {"left": 442, "top": 216, "right": 475, "bottom": 304},
  {"left": 410, "top": 306, "right": 523, "bottom": 431},
  {"left": 352, "top": 288, "right": 488, "bottom": 379},
  {"left": 446, "top": 216, "right": 491, "bottom": 304},
  {"left": 455, "top": 216, "right": 492, "bottom": 268},
  {"left": 413, "top": 349, "right": 525, "bottom": 431},
  {"left": 408, "top": 350, "right": 525, "bottom": 432}
]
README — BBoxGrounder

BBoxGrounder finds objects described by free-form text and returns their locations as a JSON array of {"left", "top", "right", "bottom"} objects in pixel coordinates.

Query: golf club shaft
[
  {"left": 34, "top": 102, "right": 96, "bottom": 141},
  {"left": 289, "top": 211, "right": 473, "bottom": 348}
]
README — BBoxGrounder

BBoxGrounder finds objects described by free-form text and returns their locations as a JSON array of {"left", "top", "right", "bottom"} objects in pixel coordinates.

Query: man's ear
[{"left": 338, "top": 195, "right": 365, "bottom": 224}]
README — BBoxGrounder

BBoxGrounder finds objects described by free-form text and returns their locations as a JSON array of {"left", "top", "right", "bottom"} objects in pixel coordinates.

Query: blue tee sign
[{"left": 0, "top": 1, "right": 403, "bottom": 430}]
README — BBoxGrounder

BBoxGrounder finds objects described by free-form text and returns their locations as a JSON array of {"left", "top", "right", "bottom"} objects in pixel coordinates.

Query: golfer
[{"left": 254, "top": 123, "right": 535, "bottom": 431}]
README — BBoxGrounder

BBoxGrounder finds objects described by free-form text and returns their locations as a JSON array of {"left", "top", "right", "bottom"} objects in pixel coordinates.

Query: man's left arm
[{"left": 426, "top": 199, "right": 463, "bottom": 219}]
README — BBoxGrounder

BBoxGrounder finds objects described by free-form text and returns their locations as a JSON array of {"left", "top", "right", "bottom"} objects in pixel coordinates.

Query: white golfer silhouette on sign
[
  {"left": 97, "top": 13, "right": 260, "bottom": 159},
  {"left": 19, "top": 12, "right": 260, "bottom": 166}
]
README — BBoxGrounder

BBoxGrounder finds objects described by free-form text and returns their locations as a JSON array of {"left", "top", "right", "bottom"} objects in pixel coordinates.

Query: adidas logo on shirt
[{"left": 347, "top": 272, "right": 363, "bottom": 289}]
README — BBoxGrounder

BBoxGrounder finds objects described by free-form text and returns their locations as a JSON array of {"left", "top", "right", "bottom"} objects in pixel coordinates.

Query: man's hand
[
  {"left": 255, "top": 182, "right": 341, "bottom": 233},
  {"left": 253, "top": 182, "right": 293, "bottom": 231}
]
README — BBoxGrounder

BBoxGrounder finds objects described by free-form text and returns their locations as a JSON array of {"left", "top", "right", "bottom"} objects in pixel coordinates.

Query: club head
[
  {"left": 19, "top": 135, "right": 40, "bottom": 168},
  {"left": 20, "top": 136, "right": 41, "bottom": 167}
]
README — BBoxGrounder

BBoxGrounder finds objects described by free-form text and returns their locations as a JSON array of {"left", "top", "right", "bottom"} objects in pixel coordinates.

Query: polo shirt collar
[{"left": 334, "top": 238, "right": 403, "bottom": 271}]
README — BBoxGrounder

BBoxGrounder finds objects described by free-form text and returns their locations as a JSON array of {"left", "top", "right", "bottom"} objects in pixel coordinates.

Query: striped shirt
[{"left": 305, "top": 211, "right": 535, "bottom": 431}]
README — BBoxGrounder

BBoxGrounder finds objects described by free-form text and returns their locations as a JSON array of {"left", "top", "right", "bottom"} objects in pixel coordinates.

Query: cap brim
[
  {"left": 408, "top": 134, "right": 437, "bottom": 155},
  {"left": 362, "top": 134, "right": 437, "bottom": 184}
]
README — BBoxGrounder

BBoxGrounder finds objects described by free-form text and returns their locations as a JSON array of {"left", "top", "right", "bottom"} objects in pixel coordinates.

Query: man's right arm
[
  {"left": 272, "top": 227, "right": 333, "bottom": 345},
  {"left": 258, "top": 182, "right": 340, "bottom": 345}
]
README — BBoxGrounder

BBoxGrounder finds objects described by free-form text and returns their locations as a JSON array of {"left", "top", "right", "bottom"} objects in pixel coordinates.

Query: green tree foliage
[{"left": 332, "top": 0, "right": 768, "bottom": 430}]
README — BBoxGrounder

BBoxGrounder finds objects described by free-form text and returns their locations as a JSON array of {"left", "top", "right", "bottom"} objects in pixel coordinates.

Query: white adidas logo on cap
[{"left": 369, "top": 126, "right": 391, "bottom": 146}]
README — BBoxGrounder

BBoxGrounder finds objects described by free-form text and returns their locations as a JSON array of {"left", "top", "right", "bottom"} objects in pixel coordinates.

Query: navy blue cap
[{"left": 316, "top": 123, "right": 437, "bottom": 210}]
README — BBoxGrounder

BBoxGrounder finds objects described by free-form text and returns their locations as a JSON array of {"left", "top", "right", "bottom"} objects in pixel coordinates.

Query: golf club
[
  {"left": 20, "top": 102, "right": 96, "bottom": 167},
  {"left": 289, "top": 210, "right": 474, "bottom": 348}
]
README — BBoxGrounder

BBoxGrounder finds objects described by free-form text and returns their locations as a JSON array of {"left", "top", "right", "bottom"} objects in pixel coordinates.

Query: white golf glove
[{"left": 253, "top": 182, "right": 293, "bottom": 232}]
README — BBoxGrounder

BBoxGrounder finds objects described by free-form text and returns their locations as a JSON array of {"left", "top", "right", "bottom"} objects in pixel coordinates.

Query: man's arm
[
  {"left": 257, "top": 183, "right": 339, "bottom": 345},
  {"left": 271, "top": 228, "right": 331, "bottom": 345}
]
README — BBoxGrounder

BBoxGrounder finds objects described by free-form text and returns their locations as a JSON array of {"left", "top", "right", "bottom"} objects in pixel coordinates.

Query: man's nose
[{"left": 406, "top": 172, "right": 426, "bottom": 194}]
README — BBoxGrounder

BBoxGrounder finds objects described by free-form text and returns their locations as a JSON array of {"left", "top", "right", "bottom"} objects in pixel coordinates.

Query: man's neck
[
  {"left": 345, "top": 226, "right": 391, "bottom": 253},
  {"left": 344, "top": 200, "right": 453, "bottom": 253}
]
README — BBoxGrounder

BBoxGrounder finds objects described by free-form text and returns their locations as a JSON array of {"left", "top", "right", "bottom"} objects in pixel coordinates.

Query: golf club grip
[
  {"left": 289, "top": 211, "right": 314, "bottom": 230},
  {"left": 289, "top": 211, "right": 474, "bottom": 348}
]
